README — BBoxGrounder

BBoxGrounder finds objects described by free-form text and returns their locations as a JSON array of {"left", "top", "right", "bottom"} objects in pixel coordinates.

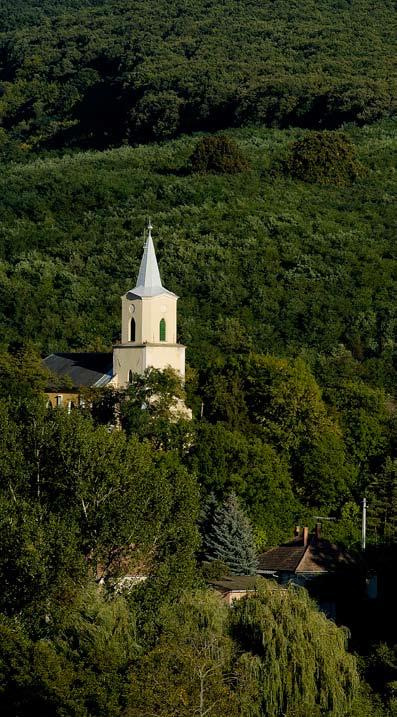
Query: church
[{"left": 44, "top": 223, "right": 186, "bottom": 408}]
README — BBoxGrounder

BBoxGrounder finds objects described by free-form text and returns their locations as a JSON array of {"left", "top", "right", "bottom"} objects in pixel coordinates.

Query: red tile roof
[
  {"left": 258, "top": 537, "right": 355, "bottom": 575},
  {"left": 257, "top": 545, "right": 306, "bottom": 572}
]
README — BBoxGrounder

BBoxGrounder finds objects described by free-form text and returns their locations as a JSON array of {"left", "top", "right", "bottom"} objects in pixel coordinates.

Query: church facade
[{"left": 44, "top": 224, "right": 186, "bottom": 406}]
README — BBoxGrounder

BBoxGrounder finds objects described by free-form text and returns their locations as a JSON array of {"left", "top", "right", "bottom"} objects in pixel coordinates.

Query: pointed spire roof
[{"left": 127, "top": 221, "right": 177, "bottom": 299}]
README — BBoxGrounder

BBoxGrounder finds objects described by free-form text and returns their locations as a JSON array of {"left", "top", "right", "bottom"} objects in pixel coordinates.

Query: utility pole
[{"left": 362, "top": 497, "right": 367, "bottom": 551}]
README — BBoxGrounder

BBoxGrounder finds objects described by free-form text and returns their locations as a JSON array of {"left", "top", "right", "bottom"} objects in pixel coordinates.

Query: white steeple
[
  {"left": 129, "top": 221, "right": 176, "bottom": 298},
  {"left": 113, "top": 220, "right": 186, "bottom": 389}
]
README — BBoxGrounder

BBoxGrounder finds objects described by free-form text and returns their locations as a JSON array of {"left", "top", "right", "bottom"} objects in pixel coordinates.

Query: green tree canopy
[
  {"left": 190, "top": 423, "right": 297, "bottom": 546},
  {"left": 0, "top": 395, "right": 200, "bottom": 617},
  {"left": 0, "top": 582, "right": 138, "bottom": 717},
  {"left": 230, "top": 579, "right": 360, "bottom": 717},
  {"left": 127, "top": 589, "right": 239, "bottom": 717}
]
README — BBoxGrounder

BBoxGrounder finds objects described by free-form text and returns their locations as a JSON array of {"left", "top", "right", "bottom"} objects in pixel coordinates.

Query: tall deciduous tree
[
  {"left": 245, "top": 355, "right": 354, "bottom": 508},
  {"left": 245, "top": 355, "right": 329, "bottom": 451},
  {"left": 0, "top": 396, "right": 200, "bottom": 617},
  {"left": 325, "top": 381, "right": 390, "bottom": 485},
  {"left": 367, "top": 458, "right": 397, "bottom": 543},
  {"left": 0, "top": 582, "right": 138, "bottom": 717},
  {"left": 0, "top": 343, "right": 50, "bottom": 402},
  {"left": 126, "top": 590, "right": 239, "bottom": 717},
  {"left": 122, "top": 367, "right": 186, "bottom": 426},
  {"left": 190, "top": 423, "right": 297, "bottom": 546}
]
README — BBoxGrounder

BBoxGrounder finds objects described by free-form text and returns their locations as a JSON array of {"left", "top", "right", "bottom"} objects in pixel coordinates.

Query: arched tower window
[
  {"left": 159, "top": 318, "right": 166, "bottom": 342},
  {"left": 128, "top": 370, "right": 133, "bottom": 384},
  {"left": 130, "top": 317, "right": 136, "bottom": 342}
]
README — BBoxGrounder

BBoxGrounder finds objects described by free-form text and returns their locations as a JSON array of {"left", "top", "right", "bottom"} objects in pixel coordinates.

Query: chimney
[
  {"left": 315, "top": 522, "right": 321, "bottom": 540},
  {"left": 303, "top": 526, "right": 309, "bottom": 547}
]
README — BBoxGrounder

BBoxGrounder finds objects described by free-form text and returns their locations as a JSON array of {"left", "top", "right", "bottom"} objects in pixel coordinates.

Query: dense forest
[
  {"left": 0, "top": 0, "right": 397, "bottom": 153},
  {"left": 0, "top": 0, "right": 396, "bottom": 715}
]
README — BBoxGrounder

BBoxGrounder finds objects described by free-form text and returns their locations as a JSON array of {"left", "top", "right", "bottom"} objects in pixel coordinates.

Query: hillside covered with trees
[
  {"left": 0, "top": 118, "right": 396, "bottom": 714},
  {"left": 0, "top": 0, "right": 396, "bottom": 715},
  {"left": 0, "top": 121, "right": 395, "bottom": 389},
  {"left": 0, "top": 0, "right": 396, "bottom": 153}
]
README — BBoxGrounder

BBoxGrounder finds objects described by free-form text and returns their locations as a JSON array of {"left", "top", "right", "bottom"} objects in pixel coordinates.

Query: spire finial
[{"left": 147, "top": 217, "right": 153, "bottom": 241}]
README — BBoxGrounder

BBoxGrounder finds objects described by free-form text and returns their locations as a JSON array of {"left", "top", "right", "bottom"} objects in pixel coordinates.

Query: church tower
[{"left": 112, "top": 223, "right": 186, "bottom": 388}]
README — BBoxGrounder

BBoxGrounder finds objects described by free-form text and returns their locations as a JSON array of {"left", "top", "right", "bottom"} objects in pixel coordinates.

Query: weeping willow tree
[
  {"left": 230, "top": 579, "right": 359, "bottom": 717},
  {"left": 58, "top": 582, "right": 139, "bottom": 671}
]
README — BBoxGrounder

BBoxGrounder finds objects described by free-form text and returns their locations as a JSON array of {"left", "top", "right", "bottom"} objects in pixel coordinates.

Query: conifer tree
[{"left": 204, "top": 493, "right": 257, "bottom": 575}]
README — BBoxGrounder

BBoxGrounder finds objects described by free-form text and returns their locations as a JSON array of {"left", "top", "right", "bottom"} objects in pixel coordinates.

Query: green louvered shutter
[{"left": 159, "top": 318, "right": 166, "bottom": 341}]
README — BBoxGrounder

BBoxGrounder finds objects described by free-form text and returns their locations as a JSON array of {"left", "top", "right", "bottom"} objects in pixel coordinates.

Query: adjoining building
[
  {"left": 208, "top": 575, "right": 258, "bottom": 606},
  {"left": 44, "top": 222, "right": 186, "bottom": 406}
]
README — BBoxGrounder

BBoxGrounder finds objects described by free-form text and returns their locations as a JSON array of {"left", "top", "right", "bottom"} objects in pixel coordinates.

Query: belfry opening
[{"left": 130, "top": 317, "right": 136, "bottom": 342}]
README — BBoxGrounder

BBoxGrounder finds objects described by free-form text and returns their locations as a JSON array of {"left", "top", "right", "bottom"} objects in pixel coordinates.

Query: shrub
[
  {"left": 287, "top": 131, "right": 363, "bottom": 185},
  {"left": 190, "top": 135, "right": 249, "bottom": 174}
]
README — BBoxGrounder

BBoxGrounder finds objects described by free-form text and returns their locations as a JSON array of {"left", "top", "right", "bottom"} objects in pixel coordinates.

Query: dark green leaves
[
  {"left": 287, "top": 131, "right": 363, "bottom": 185},
  {"left": 190, "top": 135, "right": 249, "bottom": 174}
]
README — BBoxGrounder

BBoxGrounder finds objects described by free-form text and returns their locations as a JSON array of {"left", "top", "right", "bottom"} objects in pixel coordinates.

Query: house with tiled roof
[
  {"left": 257, "top": 525, "right": 355, "bottom": 582},
  {"left": 257, "top": 525, "right": 358, "bottom": 618}
]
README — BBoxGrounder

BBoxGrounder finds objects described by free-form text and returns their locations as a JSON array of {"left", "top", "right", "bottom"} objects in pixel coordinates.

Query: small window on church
[
  {"left": 128, "top": 370, "right": 133, "bottom": 384},
  {"left": 159, "top": 318, "right": 166, "bottom": 342},
  {"left": 130, "top": 317, "right": 136, "bottom": 342}
]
